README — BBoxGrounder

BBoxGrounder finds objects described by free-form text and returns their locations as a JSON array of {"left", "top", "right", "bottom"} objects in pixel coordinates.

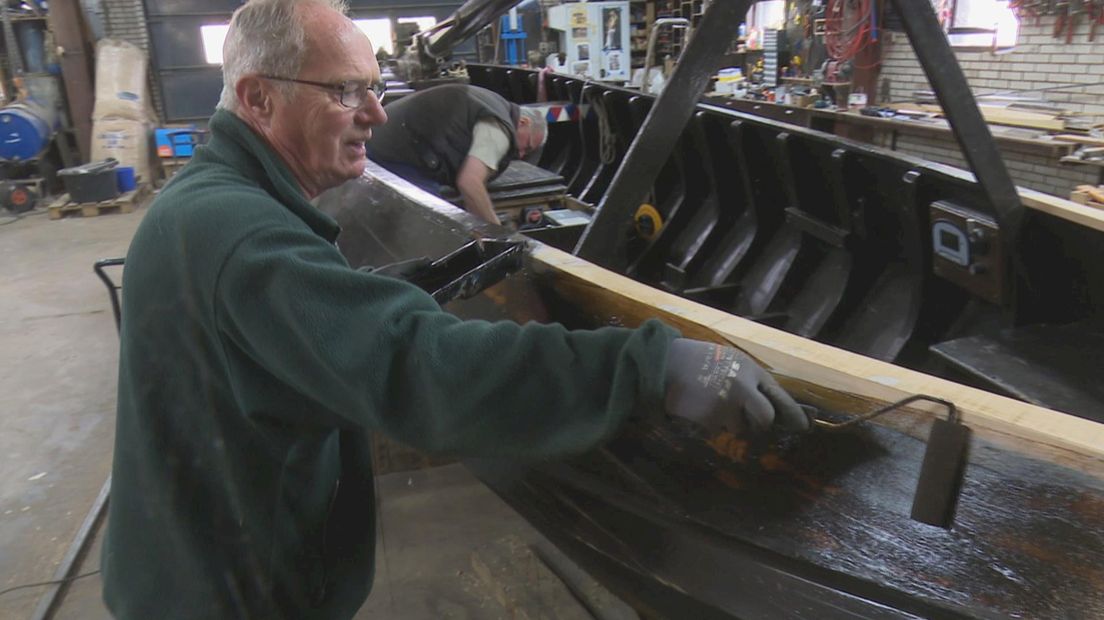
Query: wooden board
[
  {"left": 1070, "top": 185, "right": 1104, "bottom": 209},
  {"left": 529, "top": 244, "right": 1104, "bottom": 464},
  {"left": 891, "top": 101, "right": 1066, "bottom": 131},
  {"left": 1052, "top": 133, "right": 1104, "bottom": 147},
  {"left": 47, "top": 185, "right": 152, "bottom": 220},
  {"left": 1020, "top": 187, "right": 1104, "bottom": 233}
]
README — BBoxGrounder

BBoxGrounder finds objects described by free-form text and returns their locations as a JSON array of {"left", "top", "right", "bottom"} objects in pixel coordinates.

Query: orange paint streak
[
  {"left": 714, "top": 469, "right": 746, "bottom": 490},
  {"left": 706, "top": 432, "right": 750, "bottom": 463}
]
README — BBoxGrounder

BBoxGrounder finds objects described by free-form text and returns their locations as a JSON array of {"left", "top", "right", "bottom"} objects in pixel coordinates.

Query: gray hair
[
  {"left": 518, "top": 107, "right": 548, "bottom": 148},
  {"left": 216, "top": 0, "right": 349, "bottom": 111}
]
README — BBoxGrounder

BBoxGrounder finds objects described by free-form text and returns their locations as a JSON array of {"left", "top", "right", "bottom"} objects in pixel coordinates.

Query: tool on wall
[
  {"left": 1091, "top": 1, "right": 1104, "bottom": 40},
  {"left": 1013, "top": 0, "right": 1104, "bottom": 40}
]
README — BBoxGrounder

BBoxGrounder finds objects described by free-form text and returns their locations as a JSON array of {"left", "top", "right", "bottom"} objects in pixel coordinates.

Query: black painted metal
[
  {"left": 93, "top": 258, "right": 125, "bottom": 333},
  {"left": 466, "top": 64, "right": 1104, "bottom": 419},
  {"left": 421, "top": 0, "right": 518, "bottom": 59},
  {"left": 685, "top": 120, "right": 761, "bottom": 299},
  {"left": 574, "top": 0, "right": 754, "bottom": 271}
]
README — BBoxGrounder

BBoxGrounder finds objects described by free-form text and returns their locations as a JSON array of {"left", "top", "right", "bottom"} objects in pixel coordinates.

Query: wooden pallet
[
  {"left": 48, "top": 185, "right": 151, "bottom": 220},
  {"left": 1070, "top": 185, "right": 1104, "bottom": 210}
]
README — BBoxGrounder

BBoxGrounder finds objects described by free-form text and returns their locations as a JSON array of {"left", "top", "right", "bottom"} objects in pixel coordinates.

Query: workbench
[{"left": 703, "top": 95, "right": 1080, "bottom": 156}]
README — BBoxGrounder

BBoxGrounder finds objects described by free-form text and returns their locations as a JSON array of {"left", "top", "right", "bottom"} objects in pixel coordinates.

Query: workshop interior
[{"left": 2, "top": 0, "right": 1104, "bottom": 618}]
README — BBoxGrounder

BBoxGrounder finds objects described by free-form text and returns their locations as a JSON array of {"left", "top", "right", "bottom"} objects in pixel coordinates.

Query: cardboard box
[{"left": 90, "top": 117, "right": 152, "bottom": 184}]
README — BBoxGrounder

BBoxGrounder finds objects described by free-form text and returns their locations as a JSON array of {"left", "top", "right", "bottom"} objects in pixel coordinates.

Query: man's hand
[
  {"left": 663, "top": 338, "right": 809, "bottom": 434},
  {"left": 456, "top": 156, "right": 500, "bottom": 225},
  {"left": 359, "top": 257, "right": 432, "bottom": 280}
]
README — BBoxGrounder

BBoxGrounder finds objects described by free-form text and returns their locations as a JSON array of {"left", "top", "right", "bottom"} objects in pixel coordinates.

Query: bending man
[{"left": 368, "top": 83, "right": 547, "bottom": 225}]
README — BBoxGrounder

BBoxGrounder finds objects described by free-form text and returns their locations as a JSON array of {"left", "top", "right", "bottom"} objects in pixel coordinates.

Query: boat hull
[{"left": 320, "top": 165, "right": 1104, "bottom": 619}]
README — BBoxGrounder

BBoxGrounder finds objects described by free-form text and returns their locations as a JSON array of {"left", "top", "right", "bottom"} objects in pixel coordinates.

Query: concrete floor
[
  {"left": 1, "top": 206, "right": 138, "bottom": 620},
  {"left": 0, "top": 203, "right": 630, "bottom": 619}
]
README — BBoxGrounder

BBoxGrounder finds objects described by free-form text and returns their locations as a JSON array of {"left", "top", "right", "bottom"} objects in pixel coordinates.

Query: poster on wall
[
  {"left": 606, "top": 51, "right": 622, "bottom": 72},
  {"left": 602, "top": 8, "right": 622, "bottom": 51},
  {"left": 577, "top": 43, "right": 590, "bottom": 60},
  {"left": 572, "top": 26, "right": 588, "bottom": 39}
]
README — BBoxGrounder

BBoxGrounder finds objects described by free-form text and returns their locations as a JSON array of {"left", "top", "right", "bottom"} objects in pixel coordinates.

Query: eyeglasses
[{"left": 260, "top": 75, "right": 386, "bottom": 108}]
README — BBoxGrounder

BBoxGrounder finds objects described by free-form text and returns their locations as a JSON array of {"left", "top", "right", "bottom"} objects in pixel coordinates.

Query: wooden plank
[
  {"left": 1061, "top": 155, "right": 1104, "bottom": 168},
  {"left": 976, "top": 104, "right": 1066, "bottom": 131},
  {"left": 470, "top": 535, "right": 594, "bottom": 620},
  {"left": 47, "top": 186, "right": 151, "bottom": 219},
  {"left": 1052, "top": 134, "right": 1104, "bottom": 147},
  {"left": 1079, "top": 185, "right": 1104, "bottom": 203},
  {"left": 1071, "top": 186, "right": 1104, "bottom": 209},
  {"left": 529, "top": 244, "right": 1104, "bottom": 463},
  {"left": 1020, "top": 187, "right": 1104, "bottom": 233},
  {"left": 892, "top": 101, "right": 1067, "bottom": 131}
]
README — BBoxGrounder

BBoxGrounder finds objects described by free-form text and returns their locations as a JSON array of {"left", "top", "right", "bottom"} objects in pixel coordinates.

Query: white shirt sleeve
[{"left": 467, "top": 119, "right": 512, "bottom": 172}]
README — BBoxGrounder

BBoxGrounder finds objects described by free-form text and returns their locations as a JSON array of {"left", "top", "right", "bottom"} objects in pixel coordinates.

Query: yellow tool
[{"left": 634, "top": 204, "right": 663, "bottom": 241}]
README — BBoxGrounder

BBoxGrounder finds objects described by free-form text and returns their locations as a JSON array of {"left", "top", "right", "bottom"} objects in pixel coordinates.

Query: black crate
[{"left": 59, "top": 159, "right": 119, "bottom": 203}]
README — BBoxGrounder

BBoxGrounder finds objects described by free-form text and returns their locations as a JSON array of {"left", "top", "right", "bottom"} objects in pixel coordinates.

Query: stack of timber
[
  {"left": 1071, "top": 185, "right": 1104, "bottom": 209},
  {"left": 894, "top": 101, "right": 1072, "bottom": 131},
  {"left": 47, "top": 185, "right": 151, "bottom": 220}
]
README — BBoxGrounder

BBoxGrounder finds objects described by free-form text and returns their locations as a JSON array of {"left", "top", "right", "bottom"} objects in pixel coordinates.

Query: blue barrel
[
  {"left": 116, "top": 166, "right": 137, "bottom": 192},
  {"left": 0, "top": 104, "right": 53, "bottom": 161}
]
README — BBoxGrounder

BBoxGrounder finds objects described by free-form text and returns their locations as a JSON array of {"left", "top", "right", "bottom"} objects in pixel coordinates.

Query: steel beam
[
  {"left": 48, "top": 0, "right": 96, "bottom": 161},
  {"left": 887, "top": 0, "right": 1023, "bottom": 235},
  {"left": 574, "top": 0, "right": 754, "bottom": 270}
]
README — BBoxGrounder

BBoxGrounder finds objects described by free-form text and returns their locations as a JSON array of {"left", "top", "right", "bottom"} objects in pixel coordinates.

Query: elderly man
[
  {"left": 367, "top": 83, "right": 547, "bottom": 225},
  {"left": 101, "top": 0, "right": 807, "bottom": 618}
]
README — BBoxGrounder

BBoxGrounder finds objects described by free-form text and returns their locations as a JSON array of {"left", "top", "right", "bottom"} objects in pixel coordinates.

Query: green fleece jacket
[{"left": 101, "top": 109, "right": 676, "bottom": 619}]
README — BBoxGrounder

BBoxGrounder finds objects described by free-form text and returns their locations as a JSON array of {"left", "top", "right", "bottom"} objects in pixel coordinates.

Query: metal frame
[
  {"left": 575, "top": 0, "right": 754, "bottom": 271},
  {"left": 577, "top": 0, "right": 1022, "bottom": 280},
  {"left": 887, "top": 0, "right": 1023, "bottom": 236}
]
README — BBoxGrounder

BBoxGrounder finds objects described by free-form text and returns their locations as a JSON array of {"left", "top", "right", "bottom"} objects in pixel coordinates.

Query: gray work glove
[
  {"left": 663, "top": 338, "right": 809, "bottom": 435},
  {"left": 358, "top": 257, "right": 432, "bottom": 281}
]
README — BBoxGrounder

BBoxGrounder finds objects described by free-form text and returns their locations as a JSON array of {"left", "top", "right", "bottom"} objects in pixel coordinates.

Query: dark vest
[{"left": 368, "top": 84, "right": 520, "bottom": 186}]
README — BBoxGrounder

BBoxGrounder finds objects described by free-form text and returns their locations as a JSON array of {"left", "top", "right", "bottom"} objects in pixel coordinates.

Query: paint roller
[{"left": 802, "top": 394, "right": 971, "bottom": 528}]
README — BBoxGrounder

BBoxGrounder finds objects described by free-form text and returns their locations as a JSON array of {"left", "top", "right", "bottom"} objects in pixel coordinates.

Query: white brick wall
[
  {"left": 102, "top": 0, "right": 163, "bottom": 121},
  {"left": 879, "top": 16, "right": 1104, "bottom": 198},
  {"left": 882, "top": 18, "right": 1104, "bottom": 120},
  {"left": 894, "top": 132, "right": 1099, "bottom": 197}
]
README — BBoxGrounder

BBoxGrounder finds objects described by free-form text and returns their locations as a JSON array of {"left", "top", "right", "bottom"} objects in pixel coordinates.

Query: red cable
[{"left": 825, "top": 0, "right": 874, "bottom": 62}]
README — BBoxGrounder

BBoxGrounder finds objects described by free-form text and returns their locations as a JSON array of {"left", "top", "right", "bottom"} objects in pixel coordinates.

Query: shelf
[{"left": 1061, "top": 156, "right": 1104, "bottom": 168}]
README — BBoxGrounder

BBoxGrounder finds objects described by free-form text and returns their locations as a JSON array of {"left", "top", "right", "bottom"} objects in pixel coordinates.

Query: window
[
  {"left": 354, "top": 18, "right": 394, "bottom": 55},
  {"left": 201, "top": 23, "right": 230, "bottom": 64},
  {"left": 948, "top": 0, "right": 1019, "bottom": 50},
  {"left": 747, "top": 0, "right": 785, "bottom": 31},
  {"left": 398, "top": 16, "right": 437, "bottom": 33}
]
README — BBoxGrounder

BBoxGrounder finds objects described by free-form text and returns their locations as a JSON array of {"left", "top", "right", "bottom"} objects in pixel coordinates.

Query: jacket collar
[{"left": 206, "top": 109, "right": 341, "bottom": 243}]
